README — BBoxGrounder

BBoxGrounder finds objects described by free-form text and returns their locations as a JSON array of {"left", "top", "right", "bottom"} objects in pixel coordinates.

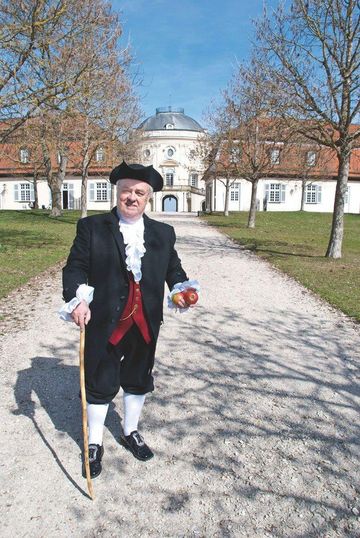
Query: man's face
[{"left": 117, "top": 178, "right": 151, "bottom": 221}]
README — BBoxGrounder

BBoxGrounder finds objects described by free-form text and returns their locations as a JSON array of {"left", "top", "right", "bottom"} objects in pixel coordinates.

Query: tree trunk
[
  {"left": 81, "top": 173, "right": 88, "bottom": 218},
  {"left": 49, "top": 153, "right": 67, "bottom": 217},
  {"left": 300, "top": 179, "right": 306, "bottom": 211},
  {"left": 33, "top": 171, "right": 39, "bottom": 209},
  {"left": 48, "top": 174, "right": 63, "bottom": 217},
  {"left": 224, "top": 179, "right": 230, "bottom": 217},
  {"left": 247, "top": 179, "right": 259, "bottom": 228},
  {"left": 325, "top": 149, "right": 350, "bottom": 258},
  {"left": 81, "top": 123, "right": 90, "bottom": 218}
]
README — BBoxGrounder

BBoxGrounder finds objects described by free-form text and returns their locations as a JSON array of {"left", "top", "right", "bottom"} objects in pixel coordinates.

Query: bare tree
[
  {"left": 285, "top": 139, "right": 334, "bottom": 211},
  {"left": 201, "top": 59, "right": 290, "bottom": 224},
  {"left": 223, "top": 61, "right": 292, "bottom": 227},
  {"left": 0, "top": 0, "right": 98, "bottom": 141},
  {"left": 27, "top": 0, "right": 138, "bottom": 217},
  {"left": 70, "top": 12, "right": 141, "bottom": 218},
  {"left": 256, "top": 0, "right": 360, "bottom": 257},
  {"left": 199, "top": 118, "right": 238, "bottom": 217}
]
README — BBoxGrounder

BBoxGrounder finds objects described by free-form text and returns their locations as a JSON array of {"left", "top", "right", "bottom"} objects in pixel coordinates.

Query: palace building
[
  {"left": 0, "top": 107, "right": 206, "bottom": 213},
  {"left": 1, "top": 112, "right": 359, "bottom": 214},
  {"left": 137, "top": 107, "right": 206, "bottom": 213}
]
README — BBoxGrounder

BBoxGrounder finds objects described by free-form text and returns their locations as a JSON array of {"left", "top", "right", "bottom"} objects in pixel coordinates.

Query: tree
[
  {"left": 28, "top": 0, "right": 139, "bottom": 217},
  {"left": 198, "top": 114, "right": 239, "bottom": 217},
  {"left": 256, "top": 0, "right": 360, "bottom": 257},
  {"left": 201, "top": 59, "right": 290, "bottom": 224},
  {"left": 69, "top": 13, "right": 141, "bottom": 218},
  {"left": 0, "top": 0, "right": 94, "bottom": 141},
  {"left": 222, "top": 60, "right": 291, "bottom": 227}
]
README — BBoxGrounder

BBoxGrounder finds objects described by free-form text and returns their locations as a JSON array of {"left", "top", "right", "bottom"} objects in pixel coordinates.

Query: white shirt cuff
[{"left": 59, "top": 284, "right": 94, "bottom": 322}]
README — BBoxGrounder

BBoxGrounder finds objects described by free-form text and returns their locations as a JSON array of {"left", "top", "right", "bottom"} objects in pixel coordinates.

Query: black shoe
[
  {"left": 120, "top": 431, "right": 154, "bottom": 461},
  {"left": 82, "top": 444, "right": 104, "bottom": 479}
]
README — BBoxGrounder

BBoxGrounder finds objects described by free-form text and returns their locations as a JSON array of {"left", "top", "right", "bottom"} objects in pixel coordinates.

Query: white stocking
[
  {"left": 87, "top": 403, "right": 109, "bottom": 445},
  {"left": 122, "top": 392, "right": 146, "bottom": 436}
]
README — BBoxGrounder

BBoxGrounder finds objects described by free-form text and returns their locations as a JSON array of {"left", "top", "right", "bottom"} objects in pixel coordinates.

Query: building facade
[
  {"left": 137, "top": 107, "right": 206, "bottom": 213},
  {"left": 205, "top": 132, "right": 360, "bottom": 214},
  {"left": 2, "top": 114, "right": 359, "bottom": 215},
  {"left": 0, "top": 107, "right": 206, "bottom": 213}
]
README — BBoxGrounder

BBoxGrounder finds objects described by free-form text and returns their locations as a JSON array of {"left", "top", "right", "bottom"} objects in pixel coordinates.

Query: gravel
[{"left": 0, "top": 213, "right": 359, "bottom": 538}]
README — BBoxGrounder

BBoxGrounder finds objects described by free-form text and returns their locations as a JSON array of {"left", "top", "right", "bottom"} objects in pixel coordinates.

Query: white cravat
[{"left": 119, "top": 216, "right": 146, "bottom": 282}]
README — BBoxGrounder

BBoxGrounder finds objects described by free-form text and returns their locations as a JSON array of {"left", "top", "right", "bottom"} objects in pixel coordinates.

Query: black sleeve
[
  {"left": 165, "top": 227, "right": 188, "bottom": 290},
  {"left": 62, "top": 218, "right": 91, "bottom": 302}
]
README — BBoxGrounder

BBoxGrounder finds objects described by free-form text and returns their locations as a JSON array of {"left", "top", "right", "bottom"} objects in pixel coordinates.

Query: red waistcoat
[{"left": 109, "top": 275, "right": 152, "bottom": 346}]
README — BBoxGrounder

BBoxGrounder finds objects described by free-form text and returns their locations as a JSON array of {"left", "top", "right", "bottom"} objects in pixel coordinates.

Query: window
[
  {"left": 62, "top": 182, "right": 75, "bottom": 209},
  {"left": 189, "top": 173, "right": 198, "bottom": 187},
  {"left": 89, "top": 181, "right": 111, "bottom": 202},
  {"left": 144, "top": 149, "right": 151, "bottom": 158},
  {"left": 270, "top": 148, "right": 281, "bottom": 165},
  {"left": 14, "top": 182, "right": 34, "bottom": 202},
  {"left": 265, "top": 183, "right": 286, "bottom": 203},
  {"left": 230, "top": 183, "right": 240, "bottom": 202},
  {"left": 306, "top": 184, "right": 322, "bottom": 204},
  {"left": 165, "top": 172, "right": 174, "bottom": 186},
  {"left": 306, "top": 151, "right": 316, "bottom": 166},
  {"left": 166, "top": 147, "right": 175, "bottom": 158},
  {"left": 19, "top": 148, "right": 30, "bottom": 164},
  {"left": 95, "top": 147, "right": 105, "bottom": 162}
]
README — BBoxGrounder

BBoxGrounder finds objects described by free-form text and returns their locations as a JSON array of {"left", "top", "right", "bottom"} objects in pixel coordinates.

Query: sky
[{"left": 112, "top": 0, "right": 279, "bottom": 128}]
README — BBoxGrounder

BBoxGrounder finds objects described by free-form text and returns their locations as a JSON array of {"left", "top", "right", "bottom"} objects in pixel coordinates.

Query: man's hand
[
  {"left": 172, "top": 292, "right": 187, "bottom": 308},
  {"left": 71, "top": 300, "right": 91, "bottom": 330}
]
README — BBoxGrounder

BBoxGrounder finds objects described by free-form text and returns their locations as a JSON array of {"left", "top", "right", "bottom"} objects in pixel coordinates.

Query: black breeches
[{"left": 85, "top": 325, "right": 156, "bottom": 404}]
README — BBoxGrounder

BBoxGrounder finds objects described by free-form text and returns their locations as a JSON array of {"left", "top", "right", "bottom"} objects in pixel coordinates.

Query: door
[{"left": 162, "top": 195, "right": 177, "bottom": 212}]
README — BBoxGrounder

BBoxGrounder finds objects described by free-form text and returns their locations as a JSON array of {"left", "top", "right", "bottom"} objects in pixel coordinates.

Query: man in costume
[{"left": 60, "top": 161, "right": 198, "bottom": 478}]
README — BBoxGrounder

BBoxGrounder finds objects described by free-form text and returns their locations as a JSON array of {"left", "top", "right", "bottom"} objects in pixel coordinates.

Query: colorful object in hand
[
  {"left": 182, "top": 288, "right": 198, "bottom": 305},
  {"left": 172, "top": 288, "right": 199, "bottom": 306},
  {"left": 172, "top": 292, "right": 185, "bottom": 306}
]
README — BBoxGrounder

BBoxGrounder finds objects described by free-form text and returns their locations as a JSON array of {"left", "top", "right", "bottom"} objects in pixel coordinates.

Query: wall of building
[
  {"left": 0, "top": 177, "right": 115, "bottom": 211},
  {"left": 208, "top": 177, "right": 360, "bottom": 214},
  {"left": 138, "top": 129, "right": 206, "bottom": 213}
]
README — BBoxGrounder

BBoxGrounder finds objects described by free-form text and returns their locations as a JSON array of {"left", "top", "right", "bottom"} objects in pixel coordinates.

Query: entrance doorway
[
  {"left": 162, "top": 195, "right": 177, "bottom": 212},
  {"left": 62, "top": 183, "right": 74, "bottom": 209}
]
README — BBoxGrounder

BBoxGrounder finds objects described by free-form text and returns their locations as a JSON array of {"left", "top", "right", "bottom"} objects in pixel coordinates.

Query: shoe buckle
[
  {"left": 88, "top": 445, "right": 98, "bottom": 462},
  {"left": 132, "top": 432, "right": 144, "bottom": 446}
]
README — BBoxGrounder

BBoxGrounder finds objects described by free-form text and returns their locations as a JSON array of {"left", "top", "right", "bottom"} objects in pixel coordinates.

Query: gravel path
[{"left": 0, "top": 214, "right": 359, "bottom": 538}]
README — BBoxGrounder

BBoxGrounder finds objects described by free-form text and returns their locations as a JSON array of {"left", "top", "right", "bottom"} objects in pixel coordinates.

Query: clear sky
[{"left": 112, "top": 1, "right": 278, "bottom": 127}]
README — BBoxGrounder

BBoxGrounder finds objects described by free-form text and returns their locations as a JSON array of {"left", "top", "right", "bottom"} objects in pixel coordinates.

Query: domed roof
[{"left": 138, "top": 107, "right": 203, "bottom": 132}]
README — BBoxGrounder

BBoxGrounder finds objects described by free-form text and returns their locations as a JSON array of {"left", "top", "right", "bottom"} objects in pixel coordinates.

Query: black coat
[{"left": 62, "top": 209, "right": 188, "bottom": 377}]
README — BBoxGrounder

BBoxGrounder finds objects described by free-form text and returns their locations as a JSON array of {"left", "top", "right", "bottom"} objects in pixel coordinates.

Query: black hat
[{"left": 109, "top": 161, "right": 163, "bottom": 191}]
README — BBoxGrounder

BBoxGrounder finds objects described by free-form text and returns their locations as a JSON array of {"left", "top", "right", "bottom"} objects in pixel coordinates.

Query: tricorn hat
[{"left": 109, "top": 161, "right": 163, "bottom": 192}]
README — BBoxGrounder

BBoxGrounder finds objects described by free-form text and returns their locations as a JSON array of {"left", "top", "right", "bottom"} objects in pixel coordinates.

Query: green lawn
[
  {"left": 202, "top": 211, "right": 360, "bottom": 322},
  {"left": 0, "top": 210, "right": 91, "bottom": 299},
  {"left": 1, "top": 209, "right": 360, "bottom": 323}
]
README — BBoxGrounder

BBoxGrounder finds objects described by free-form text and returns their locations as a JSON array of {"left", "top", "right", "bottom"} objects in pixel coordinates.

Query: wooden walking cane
[{"left": 79, "top": 327, "right": 94, "bottom": 500}]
